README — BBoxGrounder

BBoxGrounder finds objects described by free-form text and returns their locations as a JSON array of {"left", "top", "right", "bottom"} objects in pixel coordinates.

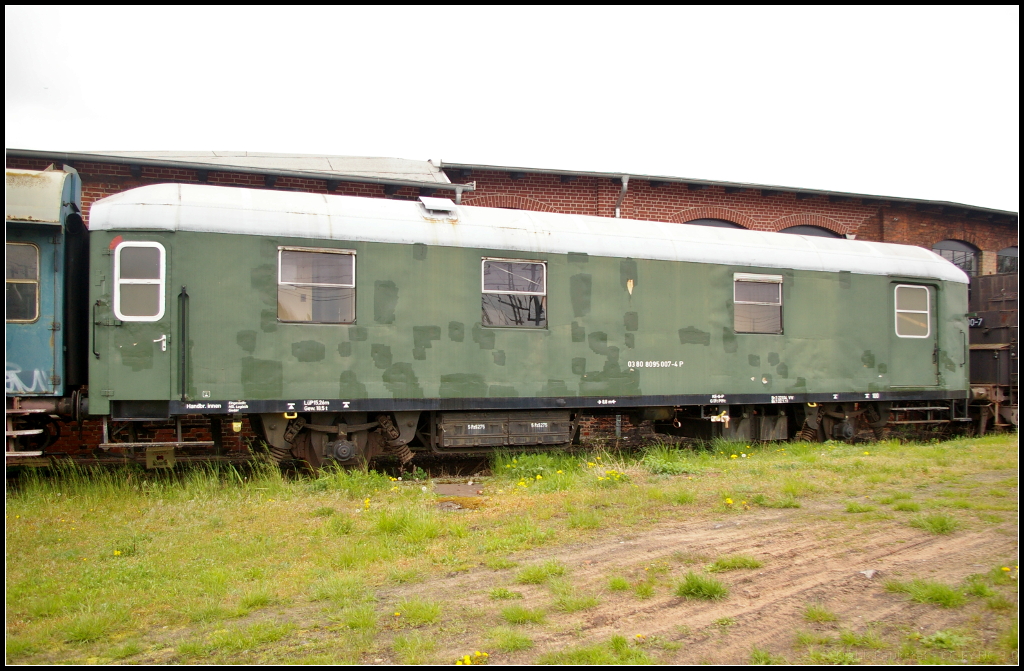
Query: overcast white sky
[{"left": 5, "top": 6, "right": 1019, "bottom": 211}]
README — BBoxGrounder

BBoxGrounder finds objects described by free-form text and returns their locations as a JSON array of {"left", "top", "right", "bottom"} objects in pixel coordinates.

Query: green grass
[
  {"left": 568, "top": 510, "right": 603, "bottom": 529},
  {"left": 838, "top": 628, "right": 887, "bottom": 649},
  {"left": 751, "top": 493, "right": 800, "bottom": 508},
  {"left": 803, "top": 603, "right": 838, "bottom": 622},
  {"left": 750, "top": 647, "right": 788, "bottom": 664},
  {"left": 885, "top": 578, "right": 967, "bottom": 608},
  {"left": 795, "top": 630, "right": 834, "bottom": 647},
  {"left": 4, "top": 435, "right": 1016, "bottom": 664},
  {"left": 537, "top": 635, "right": 651, "bottom": 664},
  {"left": 488, "top": 626, "right": 534, "bottom": 652},
  {"left": 910, "top": 513, "right": 960, "bottom": 534},
  {"left": 336, "top": 603, "right": 378, "bottom": 630},
  {"left": 845, "top": 502, "right": 875, "bottom": 513},
  {"left": 608, "top": 576, "right": 631, "bottom": 591},
  {"left": 394, "top": 598, "right": 441, "bottom": 626},
  {"left": 516, "top": 560, "right": 566, "bottom": 584},
  {"left": 893, "top": 501, "right": 921, "bottom": 512},
  {"left": 707, "top": 554, "right": 763, "bottom": 572},
  {"left": 550, "top": 579, "right": 601, "bottom": 612},
  {"left": 806, "top": 649, "right": 860, "bottom": 664},
  {"left": 633, "top": 581, "right": 656, "bottom": 599},
  {"left": 675, "top": 572, "right": 728, "bottom": 600},
  {"left": 921, "top": 630, "right": 970, "bottom": 650},
  {"left": 62, "top": 610, "right": 119, "bottom": 643},
  {"left": 489, "top": 587, "right": 523, "bottom": 600},
  {"left": 484, "top": 557, "right": 519, "bottom": 570},
  {"left": 672, "top": 490, "right": 697, "bottom": 505},
  {"left": 393, "top": 632, "right": 436, "bottom": 664},
  {"left": 500, "top": 605, "right": 546, "bottom": 625}
]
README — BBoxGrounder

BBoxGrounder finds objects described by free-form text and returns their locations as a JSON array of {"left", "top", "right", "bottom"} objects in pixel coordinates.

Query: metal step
[
  {"left": 5, "top": 408, "right": 51, "bottom": 415},
  {"left": 6, "top": 451, "right": 44, "bottom": 457},
  {"left": 98, "top": 441, "right": 215, "bottom": 449},
  {"left": 6, "top": 429, "right": 44, "bottom": 436}
]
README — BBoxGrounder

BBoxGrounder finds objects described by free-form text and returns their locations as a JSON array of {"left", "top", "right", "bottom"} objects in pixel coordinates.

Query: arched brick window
[
  {"left": 997, "top": 246, "right": 1018, "bottom": 274},
  {"left": 684, "top": 218, "right": 745, "bottom": 229},
  {"left": 779, "top": 225, "right": 842, "bottom": 238},
  {"left": 933, "top": 240, "right": 979, "bottom": 277}
]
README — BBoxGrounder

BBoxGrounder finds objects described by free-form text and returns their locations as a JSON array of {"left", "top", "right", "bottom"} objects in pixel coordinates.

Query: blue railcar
[{"left": 6, "top": 166, "right": 87, "bottom": 454}]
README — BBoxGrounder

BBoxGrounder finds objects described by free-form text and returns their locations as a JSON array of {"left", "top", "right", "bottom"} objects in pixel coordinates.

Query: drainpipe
[{"left": 614, "top": 175, "right": 630, "bottom": 218}]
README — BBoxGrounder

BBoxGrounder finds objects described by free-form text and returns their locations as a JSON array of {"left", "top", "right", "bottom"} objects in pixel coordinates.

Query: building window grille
[
  {"left": 6, "top": 242, "right": 39, "bottom": 323},
  {"left": 481, "top": 259, "right": 547, "bottom": 328},
  {"left": 278, "top": 248, "right": 356, "bottom": 323},
  {"left": 932, "top": 240, "right": 978, "bottom": 277},
  {"left": 997, "top": 246, "right": 1018, "bottom": 274}
]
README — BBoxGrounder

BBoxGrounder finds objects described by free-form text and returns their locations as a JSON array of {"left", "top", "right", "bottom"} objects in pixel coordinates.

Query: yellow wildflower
[
  {"left": 114, "top": 550, "right": 121, "bottom": 556},
  {"left": 725, "top": 498, "right": 734, "bottom": 505},
  {"left": 730, "top": 454, "right": 738, "bottom": 459}
]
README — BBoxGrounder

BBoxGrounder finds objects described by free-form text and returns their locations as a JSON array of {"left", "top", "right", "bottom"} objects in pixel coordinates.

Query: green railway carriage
[{"left": 86, "top": 184, "right": 970, "bottom": 466}]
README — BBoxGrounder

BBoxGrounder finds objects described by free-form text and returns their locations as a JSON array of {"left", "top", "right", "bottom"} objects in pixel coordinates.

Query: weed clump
[
  {"left": 921, "top": 630, "right": 970, "bottom": 650},
  {"left": 536, "top": 635, "right": 651, "bottom": 664},
  {"left": 489, "top": 588, "right": 523, "bottom": 600},
  {"left": 675, "top": 572, "right": 728, "bottom": 600},
  {"left": 516, "top": 560, "right": 566, "bottom": 585},
  {"left": 488, "top": 627, "right": 534, "bottom": 652},
  {"left": 884, "top": 579, "right": 966, "bottom": 608},
  {"left": 750, "top": 647, "right": 787, "bottom": 664},
  {"left": 910, "top": 513, "right": 960, "bottom": 535},
  {"left": 394, "top": 598, "right": 441, "bottom": 626},
  {"left": 707, "top": 554, "right": 763, "bottom": 572},
  {"left": 803, "top": 603, "right": 838, "bottom": 623},
  {"left": 608, "top": 576, "right": 631, "bottom": 591},
  {"left": 500, "top": 605, "right": 545, "bottom": 625}
]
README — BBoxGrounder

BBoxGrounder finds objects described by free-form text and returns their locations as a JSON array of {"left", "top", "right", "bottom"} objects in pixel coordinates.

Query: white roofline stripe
[{"left": 89, "top": 184, "right": 969, "bottom": 284}]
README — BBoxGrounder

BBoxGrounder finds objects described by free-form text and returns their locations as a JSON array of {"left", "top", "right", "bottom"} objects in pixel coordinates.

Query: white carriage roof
[
  {"left": 90, "top": 184, "right": 969, "bottom": 284},
  {"left": 6, "top": 168, "right": 71, "bottom": 225}
]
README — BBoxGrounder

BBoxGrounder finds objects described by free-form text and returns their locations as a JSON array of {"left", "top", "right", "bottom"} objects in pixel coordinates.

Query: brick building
[
  {"left": 7, "top": 149, "right": 1017, "bottom": 277},
  {"left": 6, "top": 148, "right": 1018, "bottom": 450}
]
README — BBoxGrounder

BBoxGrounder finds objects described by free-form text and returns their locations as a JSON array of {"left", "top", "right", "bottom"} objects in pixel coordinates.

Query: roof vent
[{"left": 419, "top": 196, "right": 457, "bottom": 215}]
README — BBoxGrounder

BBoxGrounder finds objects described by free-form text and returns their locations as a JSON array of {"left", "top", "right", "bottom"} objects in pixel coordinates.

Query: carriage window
[
  {"left": 278, "top": 248, "right": 355, "bottom": 323},
  {"left": 482, "top": 259, "right": 547, "bottom": 328},
  {"left": 6, "top": 242, "right": 39, "bottom": 323},
  {"left": 734, "top": 273, "right": 783, "bottom": 334},
  {"left": 114, "top": 242, "right": 165, "bottom": 321},
  {"left": 895, "top": 284, "right": 930, "bottom": 338}
]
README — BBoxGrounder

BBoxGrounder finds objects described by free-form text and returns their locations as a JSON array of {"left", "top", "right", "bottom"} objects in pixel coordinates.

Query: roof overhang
[
  {"left": 440, "top": 161, "right": 1018, "bottom": 222},
  {"left": 6, "top": 149, "right": 476, "bottom": 195}
]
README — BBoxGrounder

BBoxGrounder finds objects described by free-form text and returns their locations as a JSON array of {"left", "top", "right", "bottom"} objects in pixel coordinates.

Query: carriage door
[
  {"left": 890, "top": 283, "right": 939, "bottom": 387},
  {"left": 107, "top": 241, "right": 173, "bottom": 400}
]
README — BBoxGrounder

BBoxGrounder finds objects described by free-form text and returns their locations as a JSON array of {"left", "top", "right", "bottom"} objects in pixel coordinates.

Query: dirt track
[{"left": 370, "top": 488, "right": 1018, "bottom": 664}]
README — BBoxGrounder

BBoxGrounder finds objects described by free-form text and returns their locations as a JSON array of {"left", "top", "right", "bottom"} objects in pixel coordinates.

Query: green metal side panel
[{"left": 87, "top": 230, "right": 969, "bottom": 414}]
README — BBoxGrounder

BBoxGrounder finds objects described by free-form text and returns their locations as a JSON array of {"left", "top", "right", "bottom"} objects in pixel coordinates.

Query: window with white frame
[
  {"left": 114, "top": 241, "right": 165, "bottom": 321},
  {"left": 278, "top": 247, "right": 355, "bottom": 323},
  {"left": 894, "top": 284, "right": 930, "bottom": 338},
  {"left": 481, "top": 259, "right": 547, "bottom": 328},
  {"left": 734, "top": 273, "right": 783, "bottom": 334},
  {"left": 6, "top": 242, "right": 39, "bottom": 323}
]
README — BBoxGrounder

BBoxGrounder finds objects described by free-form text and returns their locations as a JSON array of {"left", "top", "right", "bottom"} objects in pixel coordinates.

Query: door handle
[{"left": 153, "top": 334, "right": 167, "bottom": 352}]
